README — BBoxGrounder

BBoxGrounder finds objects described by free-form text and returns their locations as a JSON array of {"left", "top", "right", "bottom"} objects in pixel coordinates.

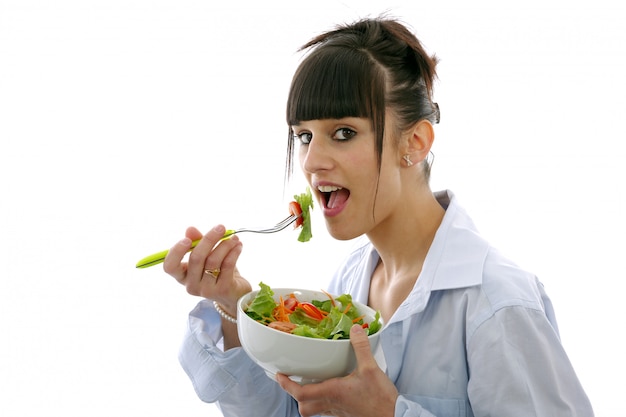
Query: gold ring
[{"left": 204, "top": 268, "right": 220, "bottom": 278}]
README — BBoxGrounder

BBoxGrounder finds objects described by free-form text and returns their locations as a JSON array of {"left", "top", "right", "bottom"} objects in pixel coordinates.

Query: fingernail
[
  {"left": 351, "top": 324, "right": 365, "bottom": 335},
  {"left": 212, "top": 225, "right": 225, "bottom": 234},
  {"left": 179, "top": 237, "right": 191, "bottom": 246}
]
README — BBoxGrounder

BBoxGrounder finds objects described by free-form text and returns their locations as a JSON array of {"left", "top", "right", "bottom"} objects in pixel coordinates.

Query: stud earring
[{"left": 403, "top": 154, "right": 414, "bottom": 167}]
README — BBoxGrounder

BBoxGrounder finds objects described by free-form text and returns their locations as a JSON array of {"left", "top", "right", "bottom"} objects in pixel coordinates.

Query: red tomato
[
  {"left": 289, "top": 201, "right": 304, "bottom": 227},
  {"left": 283, "top": 296, "right": 298, "bottom": 312}
]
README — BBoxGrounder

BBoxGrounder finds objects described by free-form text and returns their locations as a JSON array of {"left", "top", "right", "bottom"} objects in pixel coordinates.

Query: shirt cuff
[
  {"left": 178, "top": 299, "right": 254, "bottom": 403},
  {"left": 395, "top": 395, "right": 435, "bottom": 417}
]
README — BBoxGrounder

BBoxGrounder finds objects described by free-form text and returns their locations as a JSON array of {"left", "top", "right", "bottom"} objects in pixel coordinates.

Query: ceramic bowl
[{"left": 237, "top": 288, "right": 383, "bottom": 384}]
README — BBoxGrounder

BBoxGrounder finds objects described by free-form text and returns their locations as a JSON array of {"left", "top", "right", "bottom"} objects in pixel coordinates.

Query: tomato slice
[
  {"left": 283, "top": 296, "right": 298, "bottom": 312},
  {"left": 289, "top": 201, "right": 304, "bottom": 227},
  {"left": 299, "top": 302, "right": 325, "bottom": 320}
]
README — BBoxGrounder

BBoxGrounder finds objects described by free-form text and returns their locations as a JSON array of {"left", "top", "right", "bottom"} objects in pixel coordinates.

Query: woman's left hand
[{"left": 276, "top": 324, "right": 398, "bottom": 417}]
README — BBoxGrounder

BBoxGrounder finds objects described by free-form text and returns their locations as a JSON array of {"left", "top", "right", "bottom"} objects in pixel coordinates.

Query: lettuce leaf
[
  {"left": 312, "top": 299, "right": 333, "bottom": 313},
  {"left": 367, "top": 311, "right": 382, "bottom": 336},
  {"left": 324, "top": 308, "right": 354, "bottom": 339},
  {"left": 294, "top": 187, "right": 314, "bottom": 242},
  {"left": 335, "top": 294, "right": 361, "bottom": 321},
  {"left": 291, "top": 324, "right": 326, "bottom": 339},
  {"left": 245, "top": 282, "right": 275, "bottom": 321},
  {"left": 290, "top": 306, "right": 352, "bottom": 339}
]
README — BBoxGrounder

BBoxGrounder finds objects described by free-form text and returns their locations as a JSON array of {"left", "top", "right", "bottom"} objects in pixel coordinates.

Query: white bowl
[{"left": 237, "top": 288, "right": 383, "bottom": 384}]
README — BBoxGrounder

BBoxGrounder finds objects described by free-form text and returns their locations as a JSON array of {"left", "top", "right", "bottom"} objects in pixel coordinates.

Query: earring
[{"left": 403, "top": 154, "right": 414, "bottom": 167}]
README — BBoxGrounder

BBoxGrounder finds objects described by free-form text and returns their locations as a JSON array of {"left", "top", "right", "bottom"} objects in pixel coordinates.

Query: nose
[{"left": 300, "top": 133, "right": 333, "bottom": 174}]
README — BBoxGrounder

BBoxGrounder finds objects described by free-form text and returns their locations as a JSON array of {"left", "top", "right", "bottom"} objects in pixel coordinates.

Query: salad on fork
[{"left": 135, "top": 188, "right": 314, "bottom": 269}]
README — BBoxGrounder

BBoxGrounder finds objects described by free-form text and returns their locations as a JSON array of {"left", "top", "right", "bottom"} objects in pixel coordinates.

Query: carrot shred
[
  {"left": 352, "top": 315, "right": 365, "bottom": 323},
  {"left": 321, "top": 289, "right": 336, "bottom": 307},
  {"left": 343, "top": 302, "right": 352, "bottom": 314},
  {"left": 272, "top": 295, "right": 292, "bottom": 322}
]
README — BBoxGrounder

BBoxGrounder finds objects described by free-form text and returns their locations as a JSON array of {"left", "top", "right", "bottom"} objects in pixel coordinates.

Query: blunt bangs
[{"left": 287, "top": 47, "right": 384, "bottom": 125}]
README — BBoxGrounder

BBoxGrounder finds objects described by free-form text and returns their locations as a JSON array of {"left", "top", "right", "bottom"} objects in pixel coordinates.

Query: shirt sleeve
[
  {"left": 466, "top": 305, "right": 594, "bottom": 416},
  {"left": 178, "top": 299, "right": 300, "bottom": 417}
]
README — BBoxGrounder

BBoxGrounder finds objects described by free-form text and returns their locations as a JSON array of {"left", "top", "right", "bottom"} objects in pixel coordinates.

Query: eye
[
  {"left": 293, "top": 131, "right": 312, "bottom": 145},
  {"left": 333, "top": 128, "right": 356, "bottom": 141}
]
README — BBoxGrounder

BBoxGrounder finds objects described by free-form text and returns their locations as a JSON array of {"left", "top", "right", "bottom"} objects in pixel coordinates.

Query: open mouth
[{"left": 318, "top": 185, "right": 350, "bottom": 209}]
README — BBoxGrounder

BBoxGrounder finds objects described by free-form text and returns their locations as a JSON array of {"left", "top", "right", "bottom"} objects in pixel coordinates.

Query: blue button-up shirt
[{"left": 178, "top": 190, "right": 594, "bottom": 416}]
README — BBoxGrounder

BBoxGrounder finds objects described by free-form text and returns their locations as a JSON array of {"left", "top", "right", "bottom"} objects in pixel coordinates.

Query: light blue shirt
[{"left": 178, "top": 190, "right": 594, "bottom": 416}]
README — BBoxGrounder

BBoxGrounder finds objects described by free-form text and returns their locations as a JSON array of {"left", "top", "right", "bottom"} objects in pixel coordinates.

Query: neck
[{"left": 367, "top": 187, "right": 445, "bottom": 283}]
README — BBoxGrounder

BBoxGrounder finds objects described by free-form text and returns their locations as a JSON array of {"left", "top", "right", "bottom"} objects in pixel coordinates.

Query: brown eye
[{"left": 334, "top": 128, "right": 356, "bottom": 141}]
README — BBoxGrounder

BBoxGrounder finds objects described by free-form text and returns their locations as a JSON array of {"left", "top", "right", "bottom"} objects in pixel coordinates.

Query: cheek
[
  {"left": 374, "top": 156, "right": 403, "bottom": 197},
  {"left": 297, "top": 146, "right": 307, "bottom": 169},
  {"left": 297, "top": 148, "right": 313, "bottom": 184},
  {"left": 350, "top": 147, "right": 378, "bottom": 174}
]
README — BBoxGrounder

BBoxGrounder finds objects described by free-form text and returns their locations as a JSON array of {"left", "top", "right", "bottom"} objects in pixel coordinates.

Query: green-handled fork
[{"left": 135, "top": 214, "right": 301, "bottom": 269}]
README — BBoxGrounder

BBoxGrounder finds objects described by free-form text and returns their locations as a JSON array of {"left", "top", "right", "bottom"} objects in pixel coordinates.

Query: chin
[{"left": 324, "top": 222, "right": 360, "bottom": 241}]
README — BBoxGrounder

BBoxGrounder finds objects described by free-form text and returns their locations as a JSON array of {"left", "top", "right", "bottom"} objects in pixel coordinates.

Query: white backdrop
[{"left": 1, "top": 0, "right": 624, "bottom": 415}]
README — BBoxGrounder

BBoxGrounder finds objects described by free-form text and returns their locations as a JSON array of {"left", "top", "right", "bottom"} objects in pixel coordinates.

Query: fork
[{"left": 135, "top": 214, "right": 301, "bottom": 269}]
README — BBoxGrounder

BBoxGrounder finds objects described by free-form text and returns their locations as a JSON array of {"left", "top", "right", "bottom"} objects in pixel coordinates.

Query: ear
[{"left": 401, "top": 119, "right": 434, "bottom": 164}]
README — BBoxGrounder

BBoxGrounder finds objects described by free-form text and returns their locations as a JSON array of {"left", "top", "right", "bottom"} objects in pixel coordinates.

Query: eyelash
[
  {"left": 293, "top": 132, "right": 312, "bottom": 144},
  {"left": 293, "top": 128, "right": 357, "bottom": 145}
]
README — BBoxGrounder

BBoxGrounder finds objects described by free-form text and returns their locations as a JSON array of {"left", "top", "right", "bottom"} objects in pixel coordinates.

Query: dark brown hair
[{"left": 285, "top": 18, "right": 440, "bottom": 180}]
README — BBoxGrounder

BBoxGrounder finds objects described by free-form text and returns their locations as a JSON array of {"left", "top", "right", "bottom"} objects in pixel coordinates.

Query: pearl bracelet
[{"left": 213, "top": 300, "right": 237, "bottom": 324}]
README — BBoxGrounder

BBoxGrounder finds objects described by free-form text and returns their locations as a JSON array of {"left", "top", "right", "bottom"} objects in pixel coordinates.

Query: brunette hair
[{"left": 285, "top": 17, "right": 440, "bottom": 180}]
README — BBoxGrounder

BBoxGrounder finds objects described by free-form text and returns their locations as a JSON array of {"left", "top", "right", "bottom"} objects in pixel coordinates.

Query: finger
[
  {"left": 163, "top": 237, "right": 194, "bottom": 282},
  {"left": 350, "top": 324, "right": 377, "bottom": 369},
  {"left": 196, "top": 237, "right": 242, "bottom": 302},
  {"left": 186, "top": 225, "right": 227, "bottom": 278},
  {"left": 184, "top": 226, "right": 203, "bottom": 241},
  {"left": 202, "top": 235, "right": 241, "bottom": 278},
  {"left": 276, "top": 374, "right": 336, "bottom": 417},
  {"left": 213, "top": 235, "right": 242, "bottom": 281},
  {"left": 187, "top": 236, "right": 242, "bottom": 298},
  {"left": 276, "top": 373, "right": 301, "bottom": 396}
]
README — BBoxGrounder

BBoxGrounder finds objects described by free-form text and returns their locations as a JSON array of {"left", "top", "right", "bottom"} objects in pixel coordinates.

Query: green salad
[
  {"left": 291, "top": 187, "right": 314, "bottom": 242},
  {"left": 245, "top": 282, "right": 382, "bottom": 340}
]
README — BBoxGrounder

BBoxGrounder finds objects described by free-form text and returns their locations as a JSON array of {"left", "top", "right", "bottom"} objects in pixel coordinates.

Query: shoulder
[
  {"left": 480, "top": 247, "right": 546, "bottom": 311},
  {"left": 454, "top": 246, "right": 558, "bottom": 340}
]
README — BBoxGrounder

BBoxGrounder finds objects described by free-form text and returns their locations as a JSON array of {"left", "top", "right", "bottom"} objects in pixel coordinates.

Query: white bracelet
[{"left": 213, "top": 300, "right": 237, "bottom": 324}]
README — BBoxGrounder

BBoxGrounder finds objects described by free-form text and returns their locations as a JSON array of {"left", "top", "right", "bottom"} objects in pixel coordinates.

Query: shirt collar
[
  {"left": 371, "top": 190, "right": 489, "bottom": 322},
  {"left": 426, "top": 190, "right": 489, "bottom": 291}
]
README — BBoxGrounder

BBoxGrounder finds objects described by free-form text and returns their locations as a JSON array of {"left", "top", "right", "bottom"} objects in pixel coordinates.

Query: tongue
[{"left": 327, "top": 188, "right": 349, "bottom": 209}]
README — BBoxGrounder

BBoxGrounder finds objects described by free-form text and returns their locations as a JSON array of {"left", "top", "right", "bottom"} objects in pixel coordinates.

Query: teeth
[{"left": 318, "top": 185, "right": 342, "bottom": 193}]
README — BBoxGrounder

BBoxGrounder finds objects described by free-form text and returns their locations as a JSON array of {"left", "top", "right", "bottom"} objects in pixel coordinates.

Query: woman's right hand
[{"left": 163, "top": 224, "right": 252, "bottom": 321}]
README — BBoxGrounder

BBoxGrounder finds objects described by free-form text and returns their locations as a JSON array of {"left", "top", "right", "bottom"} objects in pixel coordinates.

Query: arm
[
  {"left": 165, "top": 226, "right": 300, "bottom": 416},
  {"left": 179, "top": 300, "right": 300, "bottom": 416},
  {"left": 467, "top": 306, "right": 594, "bottom": 416}
]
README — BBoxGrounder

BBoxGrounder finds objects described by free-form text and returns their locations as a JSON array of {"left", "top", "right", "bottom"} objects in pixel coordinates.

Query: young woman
[{"left": 164, "top": 18, "right": 594, "bottom": 417}]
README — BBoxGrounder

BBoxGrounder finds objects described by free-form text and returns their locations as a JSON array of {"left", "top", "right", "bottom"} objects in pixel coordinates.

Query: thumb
[{"left": 350, "top": 324, "right": 375, "bottom": 368}]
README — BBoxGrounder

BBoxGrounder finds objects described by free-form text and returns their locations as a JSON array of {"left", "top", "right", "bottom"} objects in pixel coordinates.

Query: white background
[{"left": 1, "top": 0, "right": 624, "bottom": 415}]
